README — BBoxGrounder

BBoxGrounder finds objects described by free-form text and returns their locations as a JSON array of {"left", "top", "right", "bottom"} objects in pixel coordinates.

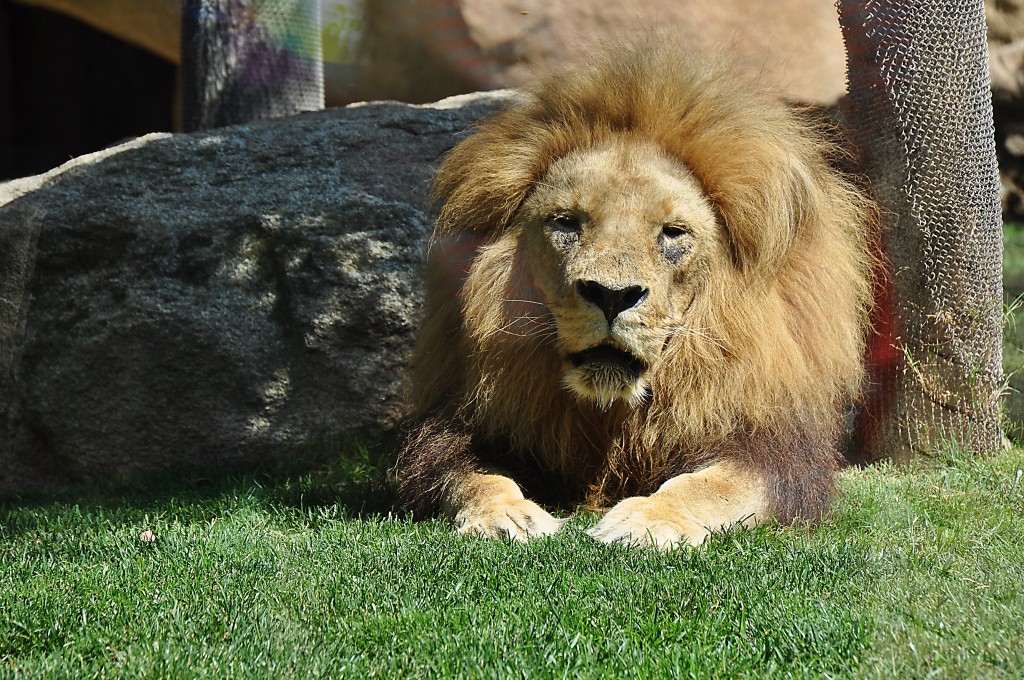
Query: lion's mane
[{"left": 397, "top": 46, "right": 873, "bottom": 524}]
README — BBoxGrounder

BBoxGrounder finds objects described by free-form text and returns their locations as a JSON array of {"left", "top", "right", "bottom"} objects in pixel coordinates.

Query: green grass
[{"left": 2, "top": 444, "right": 1023, "bottom": 678}]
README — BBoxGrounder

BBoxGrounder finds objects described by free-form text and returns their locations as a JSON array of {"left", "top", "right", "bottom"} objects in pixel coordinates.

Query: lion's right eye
[{"left": 547, "top": 212, "right": 582, "bottom": 232}]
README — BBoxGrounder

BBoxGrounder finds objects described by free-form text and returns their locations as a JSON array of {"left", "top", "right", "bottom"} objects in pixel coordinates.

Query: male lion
[{"left": 395, "top": 47, "right": 873, "bottom": 548}]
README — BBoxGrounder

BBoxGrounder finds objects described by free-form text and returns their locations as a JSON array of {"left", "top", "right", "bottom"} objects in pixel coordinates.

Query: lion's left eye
[{"left": 661, "top": 223, "right": 688, "bottom": 239}]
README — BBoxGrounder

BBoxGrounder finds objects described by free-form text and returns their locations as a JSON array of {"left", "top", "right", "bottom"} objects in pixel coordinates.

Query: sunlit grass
[{"left": 2, "top": 443, "right": 1022, "bottom": 678}]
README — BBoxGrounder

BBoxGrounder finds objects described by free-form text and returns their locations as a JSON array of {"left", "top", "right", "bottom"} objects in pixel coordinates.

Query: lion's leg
[
  {"left": 587, "top": 460, "right": 768, "bottom": 549},
  {"left": 394, "top": 417, "right": 564, "bottom": 541},
  {"left": 441, "top": 470, "right": 565, "bottom": 541}
]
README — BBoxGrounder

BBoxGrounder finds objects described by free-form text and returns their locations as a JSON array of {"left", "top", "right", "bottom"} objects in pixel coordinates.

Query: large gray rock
[{"left": 0, "top": 91, "right": 510, "bottom": 495}]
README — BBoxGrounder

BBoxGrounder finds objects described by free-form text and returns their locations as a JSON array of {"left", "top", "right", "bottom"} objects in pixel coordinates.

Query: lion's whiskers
[
  {"left": 481, "top": 300, "right": 555, "bottom": 340},
  {"left": 663, "top": 324, "right": 726, "bottom": 349},
  {"left": 502, "top": 298, "right": 548, "bottom": 307},
  {"left": 480, "top": 314, "right": 557, "bottom": 340}
]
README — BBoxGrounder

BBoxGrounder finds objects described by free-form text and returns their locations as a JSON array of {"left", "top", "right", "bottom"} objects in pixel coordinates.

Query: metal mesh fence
[
  {"left": 182, "top": 0, "right": 324, "bottom": 132},
  {"left": 839, "top": 0, "right": 1005, "bottom": 461}
]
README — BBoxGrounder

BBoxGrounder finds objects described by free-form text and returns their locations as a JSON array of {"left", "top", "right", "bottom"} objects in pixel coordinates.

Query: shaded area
[
  {"left": 0, "top": 434, "right": 398, "bottom": 528},
  {"left": 0, "top": 0, "right": 175, "bottom": 180},
  {"left": 0, "top": 95, "right": 509, "bottom": 495}
]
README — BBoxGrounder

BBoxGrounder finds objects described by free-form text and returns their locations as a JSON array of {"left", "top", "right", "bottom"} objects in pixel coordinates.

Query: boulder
[{"left": 0, "top": 91, "right": 510, "bottom": 495}]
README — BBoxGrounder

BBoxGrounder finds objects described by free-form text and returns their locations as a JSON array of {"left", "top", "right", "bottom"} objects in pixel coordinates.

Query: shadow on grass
[{"left": 0, "top": 434, "right": 402, "bottom": 536}]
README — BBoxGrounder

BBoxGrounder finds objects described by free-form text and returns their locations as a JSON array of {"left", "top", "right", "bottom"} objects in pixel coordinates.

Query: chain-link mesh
[
  {"left": 182, "top": 0, "right": 324, "bottom": 132},
  {"left": 839, "top": 0, "right": 1004, "bottom": 461}
]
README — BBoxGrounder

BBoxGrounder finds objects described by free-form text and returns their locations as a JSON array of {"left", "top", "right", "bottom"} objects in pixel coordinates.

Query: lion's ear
[
  {"left": 680, "top": 125, "right": 829, "bottom": 276},
  {"left": 432, "top": 107, "right": 567, "bottom": 238}
]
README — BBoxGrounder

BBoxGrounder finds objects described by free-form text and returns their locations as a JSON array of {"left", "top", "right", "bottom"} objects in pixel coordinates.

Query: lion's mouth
[
  {"left": 568, "top": 344, "right": 647, "bottom": 378},
  {"left": 564, "top": 343, "right": 650, "bottom": 408}
]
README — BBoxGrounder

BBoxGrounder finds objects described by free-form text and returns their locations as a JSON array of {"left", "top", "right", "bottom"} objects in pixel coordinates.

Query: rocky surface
[
  {"left": 0, "top": 91, "right": 510, "bottom": 495},
  {"left": 356, "top": 0, "right": 848, "bottom": 106}
]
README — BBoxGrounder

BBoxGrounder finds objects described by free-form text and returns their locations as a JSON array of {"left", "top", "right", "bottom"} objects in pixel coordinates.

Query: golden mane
[{"left": 399, "top": 45, "right": 874, "bottom": 527}]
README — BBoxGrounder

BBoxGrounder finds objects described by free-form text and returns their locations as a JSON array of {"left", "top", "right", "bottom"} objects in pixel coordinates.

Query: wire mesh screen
[
  {"left": 182, "top": 0, "right": 324, "bottom": 132},
  {"left": 839, "top": 0, "right": 1004, "bottom": 461}
]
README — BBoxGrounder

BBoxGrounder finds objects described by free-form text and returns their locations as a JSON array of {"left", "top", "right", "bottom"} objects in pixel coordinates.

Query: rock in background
[
  {"left": 355, "top": 0, "right": 847, "bottom": 107},
  {"left": 989, "top": 0, "right": 1024, "bottom": 219},
  {"left": 0, "top": 91, "right": 508, "bottom": 495}
]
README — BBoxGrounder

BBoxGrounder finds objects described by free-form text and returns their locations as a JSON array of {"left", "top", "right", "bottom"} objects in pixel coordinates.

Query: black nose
[{"left": 575, "top": 280, "right": 650, "bottom": 325}]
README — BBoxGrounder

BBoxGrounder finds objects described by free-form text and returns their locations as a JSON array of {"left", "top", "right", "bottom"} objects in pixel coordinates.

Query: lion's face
[{"left": 515, "top": 139, "right": 724, "bottom": 408}]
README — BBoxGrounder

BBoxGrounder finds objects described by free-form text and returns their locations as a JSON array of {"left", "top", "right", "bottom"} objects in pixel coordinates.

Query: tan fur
[
  {"left": 442, "top": 472, "right": 564, "bottom": 541},
  {"left": 587, "top": 461, "right": 767, "bottom": 548},
  {"left": 395, "top": 45, "right": 873, "bottom": 548}
]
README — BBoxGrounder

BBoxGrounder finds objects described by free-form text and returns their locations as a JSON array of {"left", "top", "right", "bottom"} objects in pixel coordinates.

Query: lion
[{"left": 394, "top": 45, "right": 874, "bottom": 549}]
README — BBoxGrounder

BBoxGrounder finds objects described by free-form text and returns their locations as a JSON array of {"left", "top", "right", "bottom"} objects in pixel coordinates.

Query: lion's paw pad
[
  {"left": 587, "top": 496, "right": 709, "bottom": 549},
  {"left": 456, "top": 498, "right": 565, "bottom": 542}
]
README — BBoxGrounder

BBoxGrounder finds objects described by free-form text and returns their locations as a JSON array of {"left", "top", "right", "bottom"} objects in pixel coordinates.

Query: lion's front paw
[
  {"left": 455, "top": 498, "right": 565, "bottom": 542},
  {"left": 587, "top": 495, "right": 709, "bottom": 549}
]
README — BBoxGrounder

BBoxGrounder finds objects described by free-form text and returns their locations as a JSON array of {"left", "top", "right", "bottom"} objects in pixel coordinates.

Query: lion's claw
[{"left": 455, "top": 498, "right": 565, "bottom": 542}]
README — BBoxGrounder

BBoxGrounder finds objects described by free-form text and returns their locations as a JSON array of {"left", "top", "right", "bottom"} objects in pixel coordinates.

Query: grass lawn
[
  {"left": 3, "top": 228, "right": 1024, "bottom": 678},
  {"left": 1, "top": 446, "right": 1023, "bottom": 678}
]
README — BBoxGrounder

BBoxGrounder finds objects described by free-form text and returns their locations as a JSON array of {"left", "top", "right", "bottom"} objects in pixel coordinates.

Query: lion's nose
[{"left": 575, "top": 280, "right": 650, "bottom": 325}]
